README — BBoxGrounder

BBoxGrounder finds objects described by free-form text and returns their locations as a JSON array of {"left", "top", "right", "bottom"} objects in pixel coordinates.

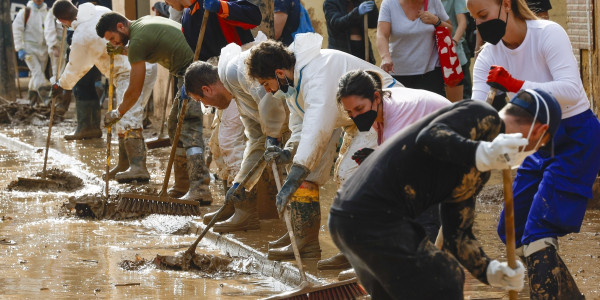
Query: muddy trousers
[
  {"left": 66, "top": 67, "right": 102, "bottom": 140},
  {"left": 329, "top": 212, "right": 464, "bottom": 300}
]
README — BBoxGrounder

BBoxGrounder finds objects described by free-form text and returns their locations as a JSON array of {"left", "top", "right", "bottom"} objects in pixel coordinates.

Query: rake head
[{"left": 116, "top": 192, "right": 201, "bottom": 216}]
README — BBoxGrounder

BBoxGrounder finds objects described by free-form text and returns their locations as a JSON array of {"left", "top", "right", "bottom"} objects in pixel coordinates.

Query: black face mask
[
  {"left": 351, "top": 101, "right": 378, "bottom": 132},
  {"left": 476, "top": 4, "right": 507, "bottom": 45},
  {"left": 275, "top": 75, "right": 293, "bottom": 93}
]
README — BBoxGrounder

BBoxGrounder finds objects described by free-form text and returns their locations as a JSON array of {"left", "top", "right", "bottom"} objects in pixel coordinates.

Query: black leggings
[
  {"left": 329, "top": 212, "right": 465, "bottom": 300},
  {"left": 393, "top": 67, "right": 445, "bottom": 97}
]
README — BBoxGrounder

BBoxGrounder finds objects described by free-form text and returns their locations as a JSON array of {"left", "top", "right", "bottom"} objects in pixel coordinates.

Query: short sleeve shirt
[{"left": 127, "top": 16, "right": 193, "bottom": 75}]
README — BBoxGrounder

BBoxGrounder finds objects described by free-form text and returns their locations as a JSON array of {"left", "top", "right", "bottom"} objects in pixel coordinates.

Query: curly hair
[{"left": 246, "top": 40, "right": 296, "bottom": 80}]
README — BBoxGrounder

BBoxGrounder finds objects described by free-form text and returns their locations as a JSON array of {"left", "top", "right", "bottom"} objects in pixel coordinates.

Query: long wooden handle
[
  {"left": 13, "top": 52, "right": 22, "bottom": 98},
  {"left": 160, "top": 97, "right": 188, "bottom": 195},
  {"left": 157, "top": 75, "right": 172, "bottom": 138},
  {"left": 193, "top": 11, "right": 210, "bottom": 62},
  {"left": 502, "top": 169, "right": 518, "bottom": 300},
  {"left": 363, "top": 14, "right": 369, "bottom": 62},
  {"left": 485, "top": 87, "right": 498, "bottom": 105},
  {"left": 105, "top": 53, "right": 115, "bottom": 199},
  {"left": 42, "top": 26, "right": 68, "bottom": 179}
]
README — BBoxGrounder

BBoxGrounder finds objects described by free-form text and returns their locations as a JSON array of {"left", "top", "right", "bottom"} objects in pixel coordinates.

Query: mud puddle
[{"left": 7, "top": 168, "right": 84, "bottom": 192}]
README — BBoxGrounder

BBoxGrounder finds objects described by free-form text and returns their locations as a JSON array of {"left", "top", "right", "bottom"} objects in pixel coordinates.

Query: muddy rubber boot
[
  {"left": 525, "top": 246, "right": 584, "bottom": 300},
  {"left": 167, "top": 148, "right": 189, "bottom": 198},
  {"left": 268, "top": 232, "right": 290, "bottom": 250},
  {"left": 179, "top": 148, "right": 213, "bottom": 205},
  {"left": 317, "top": 252, "right": 351, "bottom": 270},
  {"left": 213, "top": 189, "right": 260, "bottom": 233},
  {"left": 64, "top": 100, "right": 102, "bottom": 140},
  {"left": 268, "top": 181, "right": 321, "bottom": 261},
  {"left": 338, "top": 268, "right": 357, "bottom": 281},
  {"left": 103, "top": 136, "right": 128, "bottom": 180},
  {"left": 55, "top": 90, "right": 73, "bottom": 117},
  {"left": 115, "top": 129, "right": 150, "bottom": 183},
  {"left": 203, "top": 200, "right": 235, "bottom": 225}
]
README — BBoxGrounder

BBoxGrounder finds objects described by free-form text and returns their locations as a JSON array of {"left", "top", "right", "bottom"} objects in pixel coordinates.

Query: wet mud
[
  {"left": 7, "top": 168, "right": 83, "bottom": 192},
  {"left": 0, "top": 102, "right": 62, "bottom": 125},
  {"left": 154, "top": 252, "right": 233, "bottom": 273},
  {"left": 476, "top": 184, "right": 504, "bottom": 204}
]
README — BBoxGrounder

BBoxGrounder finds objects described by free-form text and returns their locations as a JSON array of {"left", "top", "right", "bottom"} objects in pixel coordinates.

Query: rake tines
[{"left": 116, "top": 193, "right": 201, "bottom": 216}]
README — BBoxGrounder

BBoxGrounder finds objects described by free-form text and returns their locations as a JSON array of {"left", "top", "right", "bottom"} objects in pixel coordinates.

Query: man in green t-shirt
[{"left": 96, "top": 12, "right": 212, "bottom": 205}]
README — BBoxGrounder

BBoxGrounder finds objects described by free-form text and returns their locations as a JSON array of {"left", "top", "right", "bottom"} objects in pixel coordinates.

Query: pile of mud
[
  {"left": 7, "top": 168, "right": 84, "bottom": 192},
  {"left": 59, "top": 186, "right": 159, "bottom": 220},
  {"left": 154, "top": 252, "right": 232, "bottom": 273},
  {"left": 0, "top": 102, "right": 61, "bottom": 125},
  {"left": 476, "top": 184, "right": 504, "bottom": 204}
]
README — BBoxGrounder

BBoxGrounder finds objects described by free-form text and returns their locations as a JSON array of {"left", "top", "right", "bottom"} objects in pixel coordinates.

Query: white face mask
[
  {"left": 507, "top": 90, "right": 550, "bottom": 168},
  {"left": 273, "top": 72, "right": 296, "bottom": 99}
]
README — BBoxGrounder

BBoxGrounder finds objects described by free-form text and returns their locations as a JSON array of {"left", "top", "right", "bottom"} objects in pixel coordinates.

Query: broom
[
  {"left": 266, "top": 162, "right": 368, "bottom": 300},
  {"left": 98, "top": 51, "right": 116, "bottom": 219},
  {"left": 146, "top": 75, "right": 172, "bottom": 149},
  {"left": 116, "top": 12, "right": 211, "bottom": 216}
]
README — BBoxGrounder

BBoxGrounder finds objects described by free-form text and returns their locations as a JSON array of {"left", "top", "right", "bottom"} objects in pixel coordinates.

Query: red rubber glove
[{"left": 487, "top": 65, "right": 524, "bottom": 93}]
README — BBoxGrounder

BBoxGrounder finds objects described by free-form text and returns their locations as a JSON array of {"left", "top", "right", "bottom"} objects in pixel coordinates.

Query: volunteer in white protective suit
[
  {"left": 12, "top": 0, "right": 51, "bottom": 103},
  {"left": 52, "top": 0, "right": 157, "bottom": 183},
  {"left": 44, "top": 6, "right": 71, "bottom": 116},
  {"left": 184, "top": 37, "right": 289, "bottom": 234},
  {"left": 246, "top": 33, "right": 401, "bottom": 261}
]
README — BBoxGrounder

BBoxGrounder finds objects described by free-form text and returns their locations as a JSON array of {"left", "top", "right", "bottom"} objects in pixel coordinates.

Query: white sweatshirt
[{"left": 472, "top": 19, "right": 589, "bottom": 119}]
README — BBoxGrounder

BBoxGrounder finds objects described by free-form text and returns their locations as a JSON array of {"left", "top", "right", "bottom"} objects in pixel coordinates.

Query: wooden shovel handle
[{"left": 502, "top": 169, "right": 518, "bottom": 300}]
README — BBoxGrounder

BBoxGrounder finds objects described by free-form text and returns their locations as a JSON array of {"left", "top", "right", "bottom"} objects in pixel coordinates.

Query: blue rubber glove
[
  {"left": 276, "top": 164, "right": 310, "bottom": 217},
  {"left": 17, "top": 49, "right": 26, "bottom": 61},
  {"left": 180, "top": 85, "right": 189, "bottom": 100},
  {"left": 358, "top": 1, "right": 375, "bottom": 15},
  {"left": 225, "top": 183, "right": 245, "bottom": 203},
  {"left": 204, "top": 0, "right": 222, "bottom": 13}
]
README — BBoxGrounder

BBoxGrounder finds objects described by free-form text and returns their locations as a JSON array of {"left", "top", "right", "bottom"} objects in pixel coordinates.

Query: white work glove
[
  {"left": 475, "top": 133, "right": 528, "bottom": 172},
  {"left": 104, "top": 109, "right": 122, "bottom": 127},
  {"left": 486, "top": 260, "right": 525, "bottom": 291}
]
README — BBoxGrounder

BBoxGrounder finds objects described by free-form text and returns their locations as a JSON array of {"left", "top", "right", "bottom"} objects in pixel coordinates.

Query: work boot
[
  {"left": 268, "top": 181, "right": 321, "bottom": 261},
  {"left": 103, "top": 136, "right": 128, "bottom": 180},
  {"left": 268, "top": 232, "right": 290, "bottom": 250},
  {"left": 525, "top": 246, "right": 584, "bottom": 300},
  {"left": 213, "top": 189, "right": 260, "bottom": 233},
  {"left": 317, "top": 252, "right": 351, "bottom": 270},
  {"left": 180, "top": 147, "right": 213, "bottom": 205},
  {"left": 55, "top": 90, "right": 73, "bottom": 117},
  {"left": 115, "top": 129, "right": 150, "bottom": 183},
  {"left": 167, "top": 148, "right": 189, "bottom": 198},
  {"left": 64, "top": 99, "right": 102, "bottom": 140},
  {"left": 203, "top": 200, "right": 235, "bottom": 225}
]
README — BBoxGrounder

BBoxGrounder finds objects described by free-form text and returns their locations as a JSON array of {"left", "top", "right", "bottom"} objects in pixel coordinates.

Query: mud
[
  {"left": 476, "top": 184, "right": 504, "bottom": 204},
  {"left": 7, "top": 168, "right": 83, "bottom": 192},
  {"left": 0, "top": 102, "right": 62, "bottom": 125},
  {"left": 59, "top": 186, "right": 159, "bottom": 220},
  {"left": 154, "top": 252, "right": 233, "bottom": 273}
]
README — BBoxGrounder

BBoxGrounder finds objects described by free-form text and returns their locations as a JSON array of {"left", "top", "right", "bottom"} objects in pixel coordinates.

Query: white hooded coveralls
[
  {"left": 12, "top": 1, "right": 50, "bottom": 91},
  {"left": 43, "top": 7, "right": 66, "bottom": 82},
  {"left": 58, "top": 3, "right": 157, "bottom": 134}
]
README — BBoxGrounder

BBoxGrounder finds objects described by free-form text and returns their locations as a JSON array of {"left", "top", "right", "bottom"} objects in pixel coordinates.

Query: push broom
[
  {"left": 97, "top": 51, "right": 116, "bottom": 219},
  {"left": 266, "top": 162, "right": 367, "bottom": 300},
  {"left": 16, "top": 25, "right": 67, "bottom": 188},
  {"left": 116, "top": 11, "right": 211, "bottom": 216}
]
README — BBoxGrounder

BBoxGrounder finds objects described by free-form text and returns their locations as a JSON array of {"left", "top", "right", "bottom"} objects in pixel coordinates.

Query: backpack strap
[{"left": 24, "top": 7, "right": 31, "bottom": 29}]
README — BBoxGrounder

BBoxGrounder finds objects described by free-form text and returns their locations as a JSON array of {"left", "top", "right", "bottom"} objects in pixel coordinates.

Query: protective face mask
[
  {"left": 476, "top": 5, "right": 507, "bottom": 45},
  {"left": 507, "top": 91, "right": 549, "bottom": 167},
  {"left": 273, "top": 73, "right": 295, "bottom": 99},
  {"left": 351, "top": 101, "right": 378, "bottom": 132}
]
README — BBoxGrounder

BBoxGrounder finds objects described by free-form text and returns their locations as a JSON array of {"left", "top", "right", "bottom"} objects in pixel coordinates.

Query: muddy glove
[
  {"left": 104, "top": 109, "right": 122, "bottom": 127},
  {"left": 475, "top": 133, "right": 528, "bottom": 172},
  {"left": 225, "top": 183, "right": 245, "bottom": 203},
  {"left": 351, "top": 148, "right": 374, "bottom": 165},
  {"left": 276, "top": 164, "right": 310, "bottom": 217},
  {"left": 265, "top": 136, "right": 280, "bottom": 148},
  {"left": 106, "top": 43, "right": 125, "bottom": 55},
  {"left": 486, "top": 260, "right": 525, "bottom": 291},
  {"left": 358, "top": 1, "right": 375, "bottom": 15},
  {"left": 487, "top": 65, "right": 524, "bottom": 93},
  {"left": 51, "top": 83, "right": 63, "bottom": 97},
  {"left": 204, "top": 0, "right": 222, "bottom": 13},
  {"left": 17, "top": 49, "right": 26, "bottom": 61},
  {"left": 264, "top": 145, "right": 293, "bottom": 165}
]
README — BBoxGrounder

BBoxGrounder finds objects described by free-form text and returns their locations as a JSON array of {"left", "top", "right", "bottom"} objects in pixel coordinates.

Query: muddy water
[{"left": 1, "top": 123, "right": 600, "bottom": 299}]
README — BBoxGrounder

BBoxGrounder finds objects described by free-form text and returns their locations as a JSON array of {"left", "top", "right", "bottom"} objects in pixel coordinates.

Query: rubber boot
[
  {"left": 104, "top": 135, "right": 128, "bottom": 180},
  {"left": 317, "top": 252, "right": 351, "bottom": 270},
  {"left": 179, "top": 147, "right": 213, "bottom": 205},
  {"left": 64, "top": 99, "right": 102, "bottom": 140},
  {"left": 115, "top": 129, "right": 150, "bottom": 183},
  {"left": 338, "top": 268, "right": 357, "bottom": 281},
  {"left": 203, "top": 200, "right": 235, "bottom": 225},
  {"left": 167, "top": 148, "right": 189, "bottom": 198},
  {"left": 268, "top": 181, "right": 321, "bottom": 261},
  {"left": 55, "top": 90, "right": 73, "bottom": 117},
  {"left": 213, "top": 189, "right": 260, "bottom": 233},
  {"left": 525, "top": 246, "right": 585, "bottom": 300},
  {"left": 268, "top": 232, "right": 290, "bottom": 250}
]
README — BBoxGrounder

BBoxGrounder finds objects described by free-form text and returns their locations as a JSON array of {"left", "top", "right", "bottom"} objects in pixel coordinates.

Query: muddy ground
[{"left": 7, "top": 168, "right": 83, "bottom": 192}]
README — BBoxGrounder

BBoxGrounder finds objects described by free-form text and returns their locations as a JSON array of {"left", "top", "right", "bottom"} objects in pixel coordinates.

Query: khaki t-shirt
[{"left": 128, "top": 16, "right": 193, "bottom": 75}]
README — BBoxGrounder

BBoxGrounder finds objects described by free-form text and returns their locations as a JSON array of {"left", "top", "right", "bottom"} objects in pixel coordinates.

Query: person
[
  {"left": 245, "top": 33, "right": 401, "bottom": 261},
  {"left": 183, "top": 41, "right": 289, "bottom": 233},
  {"left": 323, "top": 0, "right": 378, "bottom": 63},
  {"left": 525, "top": 0, "right": 550, "bottom": 19},
  {"left": 376, "top": 0, "right": 452, "bottom": 96},
  {"left": 331, "top": 89, "right": 564, "bottom": 298},
  {"left": 441, "top": 0, "right": 469, "bottom": 101},
  {"left": 96, "top": 12, "right": 213, "bottom": 203},
  {"left": 44, "top": 6, "right": 72, "bottom": 117},
  {"left": 53, "top": 1, "right": 157, "bottom": 181},
  {"left": 12, "top": 0, "right": 51, "bottom": 104},
  {"left": 318, "top": 70, "right": 452, "bottom": 271},
  {"left": 273, "top": 0, "right": 304, "bottom": 46},
  {"left": 152, "top": 2, "right": 171, "bottom": 18},
  {"left": 162, "top": 0, "right": 261, "bottom": 201},
  {"left": 468, "top": 0, "right": 600, "bottom": 297}
]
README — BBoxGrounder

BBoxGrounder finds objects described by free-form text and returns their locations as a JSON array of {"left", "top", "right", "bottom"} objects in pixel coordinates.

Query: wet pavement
[{"left": 1, "top": 115, "right": 599, "bottom": 299}]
